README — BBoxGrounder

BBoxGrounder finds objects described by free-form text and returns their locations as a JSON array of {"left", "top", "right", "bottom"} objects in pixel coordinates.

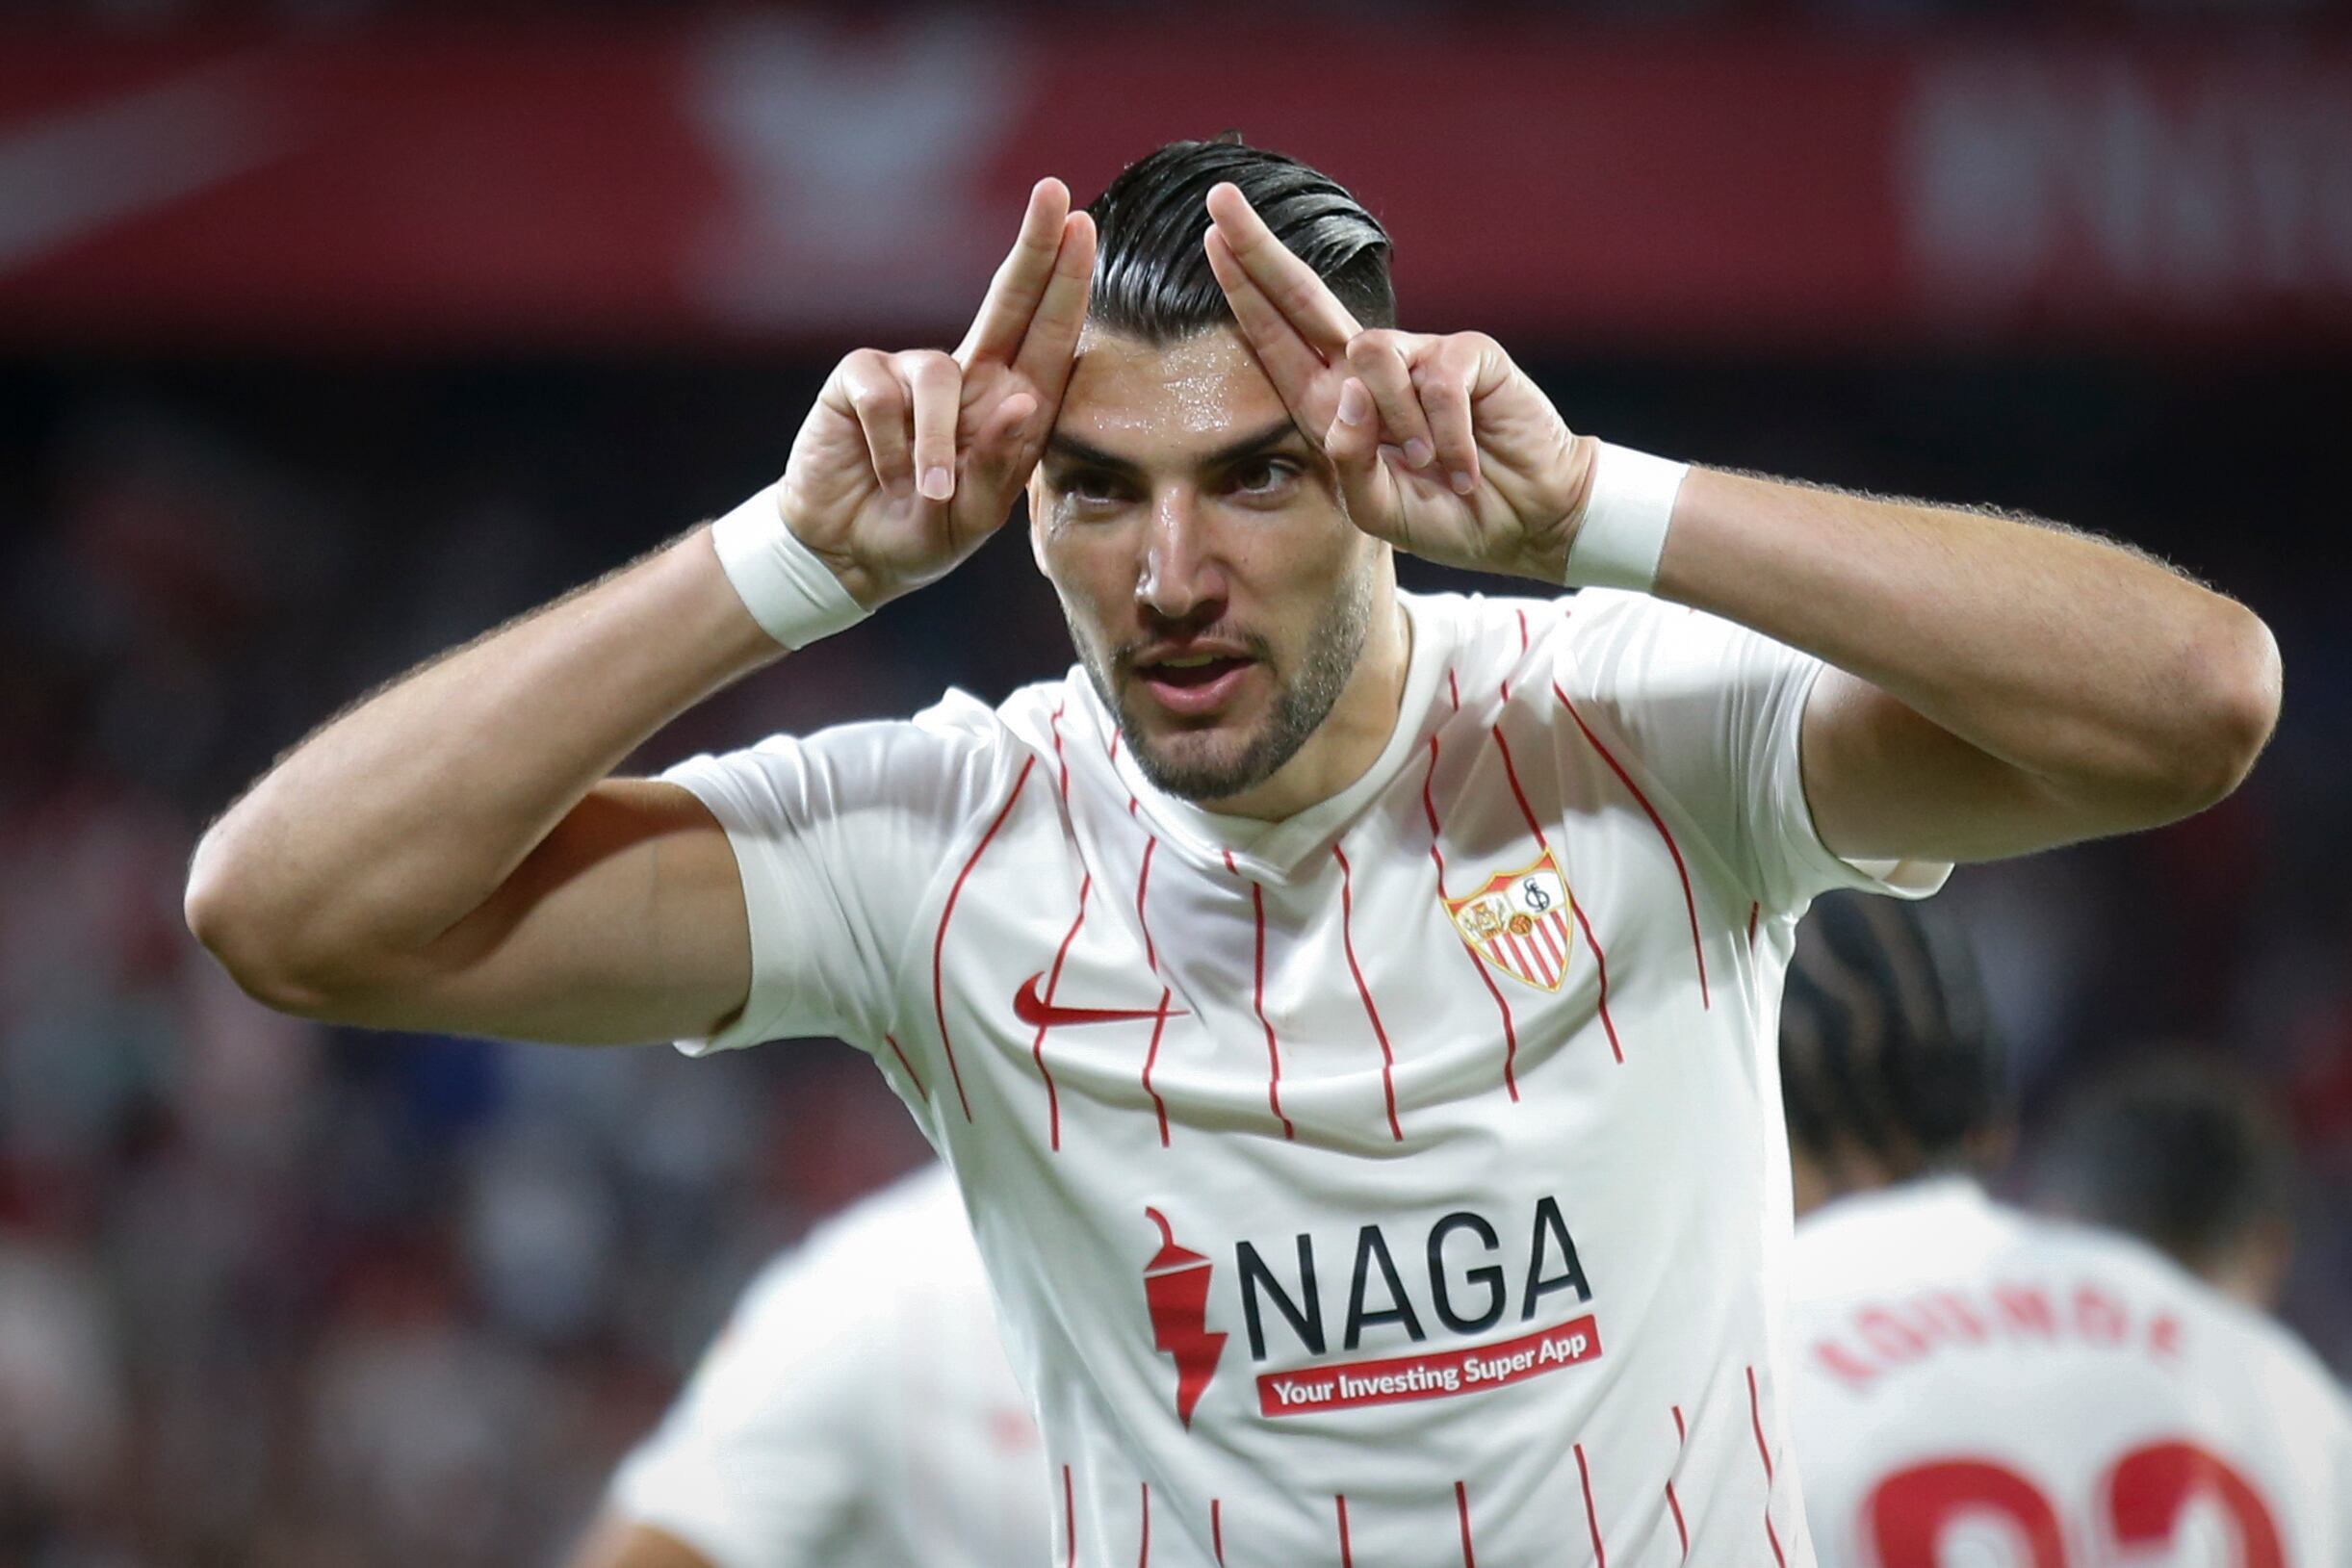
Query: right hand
[{"left": 779, "top": 177, "right": 1097, "bottom": 608}]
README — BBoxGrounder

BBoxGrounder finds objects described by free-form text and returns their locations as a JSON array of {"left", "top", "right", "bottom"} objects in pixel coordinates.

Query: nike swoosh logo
[
  {"left": 1014, "top": 972, "right": 1182, "bottom": 1029},
  {"left": 0, "top": 62, "right": 295, "bottom": 280}
]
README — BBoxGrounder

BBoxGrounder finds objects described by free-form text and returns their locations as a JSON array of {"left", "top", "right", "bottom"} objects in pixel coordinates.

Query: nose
[{"left": 1135, "top": 486, "right": 1228, "bottom": 627}]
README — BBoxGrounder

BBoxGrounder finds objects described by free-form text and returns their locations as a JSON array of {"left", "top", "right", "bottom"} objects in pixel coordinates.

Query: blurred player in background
[
  {"left": 564, "top": 1166, "right": 1044, "bottom": 1568},
  {"left": 2035, "top": 1052, "right": 2297, "bottom": 1311},
  {"left": 1782, "top": 892, "right": 2352, "bottom": 1567},
  {"left": 186, "top": 135, "right": 2280, "bottom": 1564}
]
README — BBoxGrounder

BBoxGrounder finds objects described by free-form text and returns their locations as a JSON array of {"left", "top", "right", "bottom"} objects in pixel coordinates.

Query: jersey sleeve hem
[
  {"left": 660, "top": 756, "right": 801, "bottom": 1057},
  {"left": 1777, "top": 659, "right": 1953, "bottom": 904}
]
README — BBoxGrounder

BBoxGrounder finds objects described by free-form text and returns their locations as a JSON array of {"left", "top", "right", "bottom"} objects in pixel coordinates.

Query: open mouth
[{"left": 1134, "top": 652, "right": 1257, "bottom": 716}]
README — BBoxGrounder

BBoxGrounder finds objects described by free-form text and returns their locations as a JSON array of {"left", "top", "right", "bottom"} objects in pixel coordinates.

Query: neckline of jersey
[{"left": 1094, "top": 592, "right": 1450, "bottom": 882}]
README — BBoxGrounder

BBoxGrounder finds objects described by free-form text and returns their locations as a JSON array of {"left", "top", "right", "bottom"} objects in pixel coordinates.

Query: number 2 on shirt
[{"left": 1866, "top": 1440, "right": 2284, "bottom": 1567}]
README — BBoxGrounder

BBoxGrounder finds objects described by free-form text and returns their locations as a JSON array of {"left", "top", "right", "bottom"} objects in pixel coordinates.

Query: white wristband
[
  {"left": 709, "top": 482, "right": 870, "bottom": 649},
  {"left": 1563, "top": 443, "right": 1688, "bottom": 593}
]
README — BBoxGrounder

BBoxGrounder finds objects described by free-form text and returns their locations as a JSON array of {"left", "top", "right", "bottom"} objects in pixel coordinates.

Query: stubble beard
[{"left": 1075, "top": 564, "right": 1376, "bottom": 806}]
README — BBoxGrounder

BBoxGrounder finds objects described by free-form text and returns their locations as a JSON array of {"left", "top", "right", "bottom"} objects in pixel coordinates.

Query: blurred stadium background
[{"left": 2, "top": 4, "right": 2347, "bottom": 1564}]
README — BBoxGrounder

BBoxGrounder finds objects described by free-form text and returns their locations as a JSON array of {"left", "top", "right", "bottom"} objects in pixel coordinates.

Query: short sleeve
[
  {"left": 607, "top": 1251, "right": 887, "bottom": 1568},
  {"left": 1560, "top": 591, "right": 1950, "bottom": 916},
  {"left": 660, "top": 691, "right": 1018, "bottom": 1055}
]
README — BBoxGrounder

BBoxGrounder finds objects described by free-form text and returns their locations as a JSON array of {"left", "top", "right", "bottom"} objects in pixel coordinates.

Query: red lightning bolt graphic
[{"left": 1142, "top": 1207, "right": 1226, "bottom": 1428}]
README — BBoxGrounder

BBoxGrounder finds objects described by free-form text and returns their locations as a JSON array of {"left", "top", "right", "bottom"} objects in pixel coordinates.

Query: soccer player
[
  {"left": 1781, "top": 892, "right": 2352, "bottom": 1567},
  {"left": 2034, "top": 1052, "right": 2297, "bottom": 1311},
  {"left": 565, "top": 1166, "right": 1046, "bottom": 1568},
  {"left": 185, "top": 139, "right": 2281, "bottom": 1564}
]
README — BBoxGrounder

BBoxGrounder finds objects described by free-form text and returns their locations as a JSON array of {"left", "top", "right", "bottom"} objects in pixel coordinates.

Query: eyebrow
[{"left": 1043, "top": 417, "right": 1305, "bottom": 476}]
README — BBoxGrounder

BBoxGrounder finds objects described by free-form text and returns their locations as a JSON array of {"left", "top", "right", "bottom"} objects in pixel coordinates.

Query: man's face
[{"left": 1029, "top": 325, "right": 1380, "bottom": 804}]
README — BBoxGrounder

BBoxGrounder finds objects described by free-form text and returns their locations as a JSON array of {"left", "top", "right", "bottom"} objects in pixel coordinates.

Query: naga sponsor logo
[
  {"left": 1258, "top": 1313, "right": 1600, "bottom": 1416},
  {"left": 1139, "top": 1195, "right": 1601, "bottom": 1425}
]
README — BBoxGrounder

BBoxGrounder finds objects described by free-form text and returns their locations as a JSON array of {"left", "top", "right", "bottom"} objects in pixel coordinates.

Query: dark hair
[
  {"left": 1083, "top": 137, "right": 1394, "bottom": 345},
  {"left": 1779, "top": 891, "right": 2005, "bottom": 1179},
  {"left": 2035, "top": 1052, "right": 2293, "bottom": 1273}
]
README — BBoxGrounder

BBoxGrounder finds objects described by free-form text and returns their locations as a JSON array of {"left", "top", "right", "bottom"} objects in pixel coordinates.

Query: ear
[{"left": 1027, "top": 471, "right": 1050, "bottom": 575}]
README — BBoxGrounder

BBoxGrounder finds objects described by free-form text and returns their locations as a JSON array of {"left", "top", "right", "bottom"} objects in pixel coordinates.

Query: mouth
[{"left": 1130, "top": 649, "right": 1259, "bottom": 718}]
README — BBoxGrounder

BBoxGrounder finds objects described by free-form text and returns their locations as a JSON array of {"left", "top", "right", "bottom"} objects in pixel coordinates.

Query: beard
[{"left": 1074, "top": 562, "right": 1376, "bottom": 806}]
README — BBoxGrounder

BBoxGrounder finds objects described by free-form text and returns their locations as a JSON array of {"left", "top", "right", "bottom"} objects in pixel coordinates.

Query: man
[
  {"left": 2035, "top": 1052, "right": 2298, "bottom": 1311},
  {"left": 1781, "top": 893, "right": 2352, "bottom": 1567},
  {"left": 185, "top": 138, "right": 2278, "bottom": 1563},
  {"left": 565, "top": 1167, "right": 1046, "bottom": 1568}
]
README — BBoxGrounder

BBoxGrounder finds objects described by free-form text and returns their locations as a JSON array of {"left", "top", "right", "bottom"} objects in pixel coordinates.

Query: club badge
[{"left": 1444, "top": 850, "right": 1575, "bottom": 992}]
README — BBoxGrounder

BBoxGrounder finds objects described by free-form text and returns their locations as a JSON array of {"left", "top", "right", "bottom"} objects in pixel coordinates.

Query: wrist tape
[
  {"left": 709, "top": 482, "right": 871, "bottom": 649},
  {"left": 1564, "top": 443, "right": 1688, "bottom": 593}
]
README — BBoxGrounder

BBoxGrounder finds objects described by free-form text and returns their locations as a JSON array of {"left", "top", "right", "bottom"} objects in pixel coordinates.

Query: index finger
[
  {"left": 958, "top": 177, "right": 1073, "bottom": 365},
  {"left": 1010, "top": 210, "right": 1097, "bottom": 399},
  {"left": 1204, "top": 227, "right": 1332, "bottom": 422},
  {"left": 1203, "top": 181, "right": 1360, "bottom": 357}
]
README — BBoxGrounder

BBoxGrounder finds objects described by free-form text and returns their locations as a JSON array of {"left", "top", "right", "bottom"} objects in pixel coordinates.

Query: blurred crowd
[
  {"left": 6, "top": 0, "right": 2347, "bottom": 32},
  {"left": 0, "top": 350, "right": 2343, "bottom": 1566}
]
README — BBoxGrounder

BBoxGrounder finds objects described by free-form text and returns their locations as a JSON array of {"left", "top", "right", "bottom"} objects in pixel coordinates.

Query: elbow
[
  {"left": 2162, "top": 603, "right": 2283, "bottom": 815},
  {"left": 183, "top": 831, "right": 349, "bottom": 1017}
]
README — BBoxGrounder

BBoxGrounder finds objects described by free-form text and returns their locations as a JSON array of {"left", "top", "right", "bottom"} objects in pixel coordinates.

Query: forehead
[{"left": 1053, "top": 325, "right": 1294, "bottom": 457}]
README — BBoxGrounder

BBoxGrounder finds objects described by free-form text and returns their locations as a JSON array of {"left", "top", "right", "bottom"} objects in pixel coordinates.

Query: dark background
[{"left": 3, "top": 6, "right": 2349, "bottom": 1566}]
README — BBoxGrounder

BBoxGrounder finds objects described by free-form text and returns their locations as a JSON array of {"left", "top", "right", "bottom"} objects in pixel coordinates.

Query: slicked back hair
[
  {"left": 1083, "top": 137, "right": 1394, "bottom": 345},
  {"left": 1779, "top": 891, "right": 2005, "bottom": 1181},
  {"left": 2035, "top": 1053, "right": 2293, "bottom": 1274}
]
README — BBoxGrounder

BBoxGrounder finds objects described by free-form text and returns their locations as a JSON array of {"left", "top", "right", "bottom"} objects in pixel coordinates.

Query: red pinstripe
[
  {"left": 1134, "top": 836, "right": 1175, "bottom": 1146},
  {"left": 1137, "top": 1480, "right": 1150, "bottom": 1568},
  {"left": 1667, "top": 1404, "right": 1691, "bottom": 1560},
  {"left": 1135, "top": 836, "right": 1161, "bottom": 971},
  {"left": 1063, "top": 1464, "right": 1075, "bottom": 1568},
  {"left": 1447, "top": 667, "right": 1461, "bottom": 710},
  {"left": 1746, "top": 901, "right": 1760, "bottom": 952},
  {"left": 1575, "top": 1442, "right": 1608, "bottom": 1567},
  {"left": 1456, "top": 1479, "right": 1477, "bottom": 1567},
  {"left": 1569, "top": 897, "right": 1624, "bottom": 1064},
  {"left": 933, "top": 757, "right": 1036, "bottom": 1120},
  {"left": 882, "top": 1033, "right": 924, "bottom": 1098},
  {"left": 1495, "top": 719, "right": 1623, "bottom": 1060},
  {"left": 1211, "top": 1499, "right": 1225, "bottom": 1566},
  {"left": 1031, "top": 874, "right": 1092, "bottom": 1151},
  {"left": 1554, "top": 682, "right": 1710, "bottom": 1009},
  {"left": 1515, "top": 605, "right": 1531, "bottom": 652},
  {"left": 1334, "top": 1495, "right": 1354, "bottom": 1568},
  {"left": 1425, "top": 734, "right": 1520, "bottom": 1099},
  {"left": 1141, "top": 990, "right": 1174, "bottom": 1147},
  {"left": 1749, "top": 1364, "right": 1789, "bottom": 1568},
  {"left": 1490, "top": 723, "right": 1548, "bottom": 851},
  {"left": 1334, "top": 845, "right": 1404, "bottom": 1141},
  {"left": 1249, "top": 884, "right": 1295, "bottom": 1139},
  {"left": 1049, "top": 701, "right": 1072, "bottom": 800}
]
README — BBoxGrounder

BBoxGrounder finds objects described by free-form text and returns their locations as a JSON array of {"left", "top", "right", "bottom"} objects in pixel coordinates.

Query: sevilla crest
[{"left": 1444, "top": 850, "right": 1575, "bottom": 991}]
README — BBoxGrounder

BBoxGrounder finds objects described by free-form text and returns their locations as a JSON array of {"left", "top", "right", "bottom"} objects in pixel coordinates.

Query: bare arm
[
  {"left": 1202, "top": 182, "right": 2280, "bottom": 867},
  {"left": 187, "top": 179, "right": 1097, "bottom": 1043},
  {"left": 184, "top": 531, "right": 774, "bottom": 1041},
  {"left": 563, "top": 1514, "right": 717, "bottom": 1568},
  {"left": 1660, "top": 473, "right": 2280, "bottom": 862}
]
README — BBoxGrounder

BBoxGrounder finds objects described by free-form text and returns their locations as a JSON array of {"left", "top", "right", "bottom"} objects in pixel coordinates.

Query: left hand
[{"left": 1203, "top": 181, "right": 1594, "bottom": 582}]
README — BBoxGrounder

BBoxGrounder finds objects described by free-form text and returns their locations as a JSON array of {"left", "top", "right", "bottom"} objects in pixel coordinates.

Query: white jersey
[
  {"left": 665, "top": 588, "right": 1946, "bottom": 1567},
  {"left": 1788, "top": 1179, "right": 2352, "bottom": 1568},
  {"left": 609, "top": 1168, "right": 1048, "bottom": 1568}
]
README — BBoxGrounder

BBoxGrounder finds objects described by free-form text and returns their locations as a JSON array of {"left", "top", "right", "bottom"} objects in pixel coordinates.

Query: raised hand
[
  {"left": 1202, "top": 182, "right": 1594, "bottom": 583},
  {"left": 781, "top": 178, "right": 1097, "bottom": 607}
]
